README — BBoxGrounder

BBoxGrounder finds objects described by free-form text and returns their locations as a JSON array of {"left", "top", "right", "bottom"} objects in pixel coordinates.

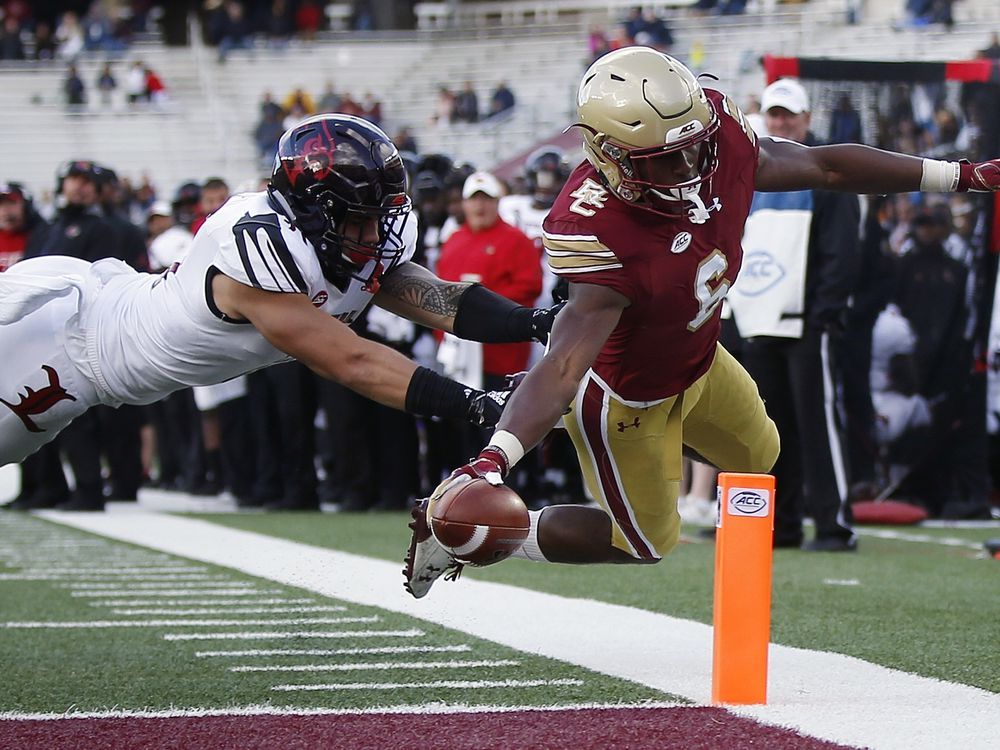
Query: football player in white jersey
[{"left": 0, "top": 115, "right": 560, "bottom": 470}]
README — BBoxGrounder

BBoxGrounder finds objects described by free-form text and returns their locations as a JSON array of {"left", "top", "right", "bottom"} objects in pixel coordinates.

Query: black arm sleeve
[
  {"left": 451, "top": 283, "right": 535, "bottom": 343},
  {"left": 405, "top": 366, "right": 474, "bottom": 420}
]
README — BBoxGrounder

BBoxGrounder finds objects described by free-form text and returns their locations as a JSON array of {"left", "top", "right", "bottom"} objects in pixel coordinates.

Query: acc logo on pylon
[{"left": 727, "top": 488, "right": 769, "bottom": 517}]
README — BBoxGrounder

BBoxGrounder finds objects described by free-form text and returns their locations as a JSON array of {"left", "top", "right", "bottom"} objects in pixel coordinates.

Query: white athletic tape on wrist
[
  {"left": 487, "top": 430, "right": 525, "bottom": 470},
  {"left": 920, "top": 158, "right": 960, "bottom": 192},
  {"left": 511, "top": 508, "right": 548, "bottom": 562}
]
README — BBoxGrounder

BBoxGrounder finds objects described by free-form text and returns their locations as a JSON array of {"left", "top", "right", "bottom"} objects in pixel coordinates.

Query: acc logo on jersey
[
  {"left": 735, "top": 250, "right": 786, "bottom": 296},
  {"left": 727, "top": 488, "right": 769, "bottom": 517},
  {"left": 311, "top": 291, "right": 329, "bottom": 307},
  {"left": 669, "top": 231, "right": 692, "bottom": 254}
]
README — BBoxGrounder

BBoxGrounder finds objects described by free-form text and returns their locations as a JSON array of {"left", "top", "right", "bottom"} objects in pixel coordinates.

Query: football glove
[
  {"left": 958, "top": 159, "right": 1000, "bottom": 192},
  {"left": 529, "top": 302, "right": 566, "bottom": 345}
]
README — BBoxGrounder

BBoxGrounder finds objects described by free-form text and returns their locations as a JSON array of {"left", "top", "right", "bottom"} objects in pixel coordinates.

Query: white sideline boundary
[{"left": 33, "top": 512, "right": 1000, "bottom": 750}]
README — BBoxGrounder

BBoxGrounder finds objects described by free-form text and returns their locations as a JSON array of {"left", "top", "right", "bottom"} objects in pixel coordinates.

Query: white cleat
[{"left": 403, "top": 498, "right": 464, "bottom": 599}]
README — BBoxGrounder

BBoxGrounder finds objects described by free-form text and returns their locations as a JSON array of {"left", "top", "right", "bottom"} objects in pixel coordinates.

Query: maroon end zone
[{"left": 0, "top": 706, "right": 859, "bottom": 750}]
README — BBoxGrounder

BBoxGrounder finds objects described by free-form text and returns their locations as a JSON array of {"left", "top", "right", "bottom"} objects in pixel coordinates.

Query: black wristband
[
  {"left": 452, "top": 284, "right": 534, "bottom": 343},
  {"left": 405, "top": 366, "right": 475, "bottom": 420}
]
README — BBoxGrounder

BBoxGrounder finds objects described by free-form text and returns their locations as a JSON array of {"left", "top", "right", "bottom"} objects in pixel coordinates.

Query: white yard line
[
  {"left": 271, "top": 678, "right": 584, "bottom": 692},
  {"left": 856, "top": 528, "right": 984, "bottom": 550},
  {"left": 162, "top": 629, "right": 424, "bottom": 642},
  {"left": 108, "top": 606, "right": 346, "bottom": 616},
  {"left": 195, "top": 645, "right": 472, "bottom": 658},
  {"left": 2, "top": 616, "right": 378, "bottom": 629},
  {"left": 231, "top": 659, "right": 520, "bottom": 673},
  {"left": 70, "top": 588, "right": 283, "bottom": 598},
  {"left": 89, "top": 598, "right": 317, "bottom": 607},
  {"left": 39, "top": 511, "right": 1000, "bottom": 750}
]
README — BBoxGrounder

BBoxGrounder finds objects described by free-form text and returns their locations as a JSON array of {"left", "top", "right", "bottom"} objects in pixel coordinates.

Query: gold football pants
[{"left": 563, "top": 344, "right": 779, "bottom": 559}]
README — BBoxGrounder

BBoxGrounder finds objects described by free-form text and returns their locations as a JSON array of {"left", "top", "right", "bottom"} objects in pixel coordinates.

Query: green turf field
[
  {"left": 1, "top": 510, "right": 997, "bottom": 718},
  {"left": 198, "top": 511, "right": 1000, "bottom": 693}
]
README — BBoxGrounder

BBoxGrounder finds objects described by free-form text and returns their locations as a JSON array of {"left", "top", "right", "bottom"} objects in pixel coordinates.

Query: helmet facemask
[
  {"left": 306, "top": 182, "right": 412, "bottom": 287},
  {"left": 590, "top": 118, "right": 719, "bottom": 218}
]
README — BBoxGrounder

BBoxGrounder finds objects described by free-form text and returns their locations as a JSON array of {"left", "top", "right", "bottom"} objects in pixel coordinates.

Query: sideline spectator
[
  {"left": 729, "top": 78, "right": 861, "bottom": 551},
  {"left": 393, "top": 126, "right": 418, "bottom": 154},
  {"left": 254, "top": 105, "right": 285, "bottom": 168},
  {"left": 63, "top": 64, "right": 86, "bottom": 109},
  {"left": 829, "top": 94, "right": 863, "bottom": 144}
]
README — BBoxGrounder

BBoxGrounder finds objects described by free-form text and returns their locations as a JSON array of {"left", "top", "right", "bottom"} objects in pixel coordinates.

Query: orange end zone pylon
[{"left": 711, "top": 472, "right": 776, "bottom": 705}]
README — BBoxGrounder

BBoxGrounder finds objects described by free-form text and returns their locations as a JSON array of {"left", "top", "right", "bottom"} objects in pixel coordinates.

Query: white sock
[{"left": 511, "top": 508, "right": 549, "bottom": 562}]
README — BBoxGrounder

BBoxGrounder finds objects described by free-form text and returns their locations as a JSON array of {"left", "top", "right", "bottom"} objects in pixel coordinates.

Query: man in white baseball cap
[
  {"left": 461, "top": 170, "right": 505, "bottom": 200},
  {"left": 761, "top": 78, "right": 811, "bottom": 143}
]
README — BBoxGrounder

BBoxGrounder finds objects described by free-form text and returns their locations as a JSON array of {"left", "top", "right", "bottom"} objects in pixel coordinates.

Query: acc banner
[{"left": 728, "top": 190, "right": 812, "bottom": 339}]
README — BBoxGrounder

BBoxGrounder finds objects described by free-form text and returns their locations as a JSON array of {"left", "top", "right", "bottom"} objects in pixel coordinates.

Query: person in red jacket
[{"left": 437, "top": 171, "right": 543, "bottom": 384}]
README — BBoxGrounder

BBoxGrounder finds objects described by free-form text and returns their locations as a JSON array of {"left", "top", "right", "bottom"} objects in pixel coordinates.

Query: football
[{"left": 429, "top": 477, "right": 530, "bottom": 566}]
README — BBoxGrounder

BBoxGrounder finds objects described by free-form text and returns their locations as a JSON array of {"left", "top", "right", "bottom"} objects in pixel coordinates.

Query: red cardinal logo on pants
[{"left": 1, "top": 365, "right": 77, "bottom": 433}]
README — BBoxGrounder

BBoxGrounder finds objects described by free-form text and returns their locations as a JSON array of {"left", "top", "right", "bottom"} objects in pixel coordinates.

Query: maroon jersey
[{"left": 542, "top": 89, "right": 759, "bottom": 402}]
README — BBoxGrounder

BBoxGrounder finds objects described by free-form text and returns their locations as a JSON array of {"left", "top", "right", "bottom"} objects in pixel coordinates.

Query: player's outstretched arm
[
  {"left": 375, "top": 261, "right": 561, "bottom": 345},
  {"left": 212, "top": 273, "right": 510, "bottom": 427},
  {"left": 756, "top": 137, "right": 1000, "bottom": 195},
  {"left": 447, "top": 282, "right": 627, "bottom": 486}
]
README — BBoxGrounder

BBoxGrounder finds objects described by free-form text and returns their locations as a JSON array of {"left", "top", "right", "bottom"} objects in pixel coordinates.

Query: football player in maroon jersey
[{"left": 404, "top": 46, "right": 1000, "bottom": 597}]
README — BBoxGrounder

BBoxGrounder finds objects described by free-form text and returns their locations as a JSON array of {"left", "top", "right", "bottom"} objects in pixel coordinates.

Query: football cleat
[{"left": 403, "top": 498, "right": 464, "bottom": 599}]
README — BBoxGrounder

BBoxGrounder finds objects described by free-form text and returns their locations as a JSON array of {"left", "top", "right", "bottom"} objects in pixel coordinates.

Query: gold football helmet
[{"left": 574, "top": 46, "right": 719, "bottom": 217}]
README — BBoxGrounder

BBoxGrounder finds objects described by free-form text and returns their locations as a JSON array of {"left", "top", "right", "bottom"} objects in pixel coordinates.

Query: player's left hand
[
  {"left": 959, "top": 159, "right": 1000, "bottom": 192},
  {"left": 529, "top": 302, "right": 566, "bottom": 345}
]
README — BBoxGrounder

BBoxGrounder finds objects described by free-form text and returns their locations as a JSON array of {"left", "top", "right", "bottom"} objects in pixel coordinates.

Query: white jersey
[{"left": 76, "top": 191, "right": 416, "bottom": 405}]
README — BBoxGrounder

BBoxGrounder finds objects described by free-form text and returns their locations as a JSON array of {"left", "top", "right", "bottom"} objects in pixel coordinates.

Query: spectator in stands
[
  {"left": 0, "top": 16, "right": 26, "bottom": 60},
  {"left": 282, "top": 86, "right": 316, "bottom": 116},
  {"left": 216, "top": 0, "right": 253, "bottom": 63},
  {"left": 317, "top": 81, "right": 341, "bottom": 112},
  {"left": 829, "top": 94, "right": 863, "bottom": 144},
  {"left": 144, "top": 64, "right": 168, "bottom": 108},
  {"left": 125, "top": 60, "right": 147, "bottom": 106},
  {"left": 282, "top": 102, "right": 309, "bottom": 131},
  {"left": 264, "top": 0, "right": 295, "bottom": 49},
  {"left": 63, "top": 64, "right": 86, "bottom": 109},
  {"left": 254, "top": 105, "right": 285, "bottom": 168},
  {"left": 632, "top": 9, "right": 674, "bottom": 53},
  {"left": 487, "top": 81, "right": 516, "bottom": 119},
  {"left": 362, "top": 91, "right": 382, "bottom": 128},
  {"left": 431, "top": 86, "right": 455, "bottom": 128},
  {"left": 32, "top": 20, "right": 57, "bottom": 61},
  {"left": 453, "top": 81, "right": 479, "bottom": 124},
  {"left": 587, "top": 24, "right": 611, "bottom": 64},
  {"left": 96, "top": 63, "right": 117, "bottom": 108},
  {"left": 55, "top": 10, "right": 85, "bottom": 61},
  {"left": 295, "top": 0, "right": 324, "bottom": 41},
  {"left": 393, "top": 126, "right": 418, "bottom": 154}
]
